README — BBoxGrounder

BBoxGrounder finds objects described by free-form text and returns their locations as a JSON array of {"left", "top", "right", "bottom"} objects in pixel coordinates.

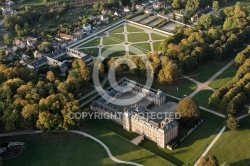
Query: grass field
[
  {"left": 188, "top": 57, "right": 234, "bottom": 83},
  {"left": 153, "top": 41, "right": 161, "bottom": 50},
  {"left": 208, "top": 64, "right": 238, "bottom": 90},
  {"left": 110, "top": 25, "right": 124, "bottom": 33},
  {"left": 207, "top": 117, "right": 250, "bottom": 165},
  {"left": 79, "top": 47, "right": 99, "bottom": 57},
  {"left": 103, "top": 34, "right": 125, "bottom": 45},
  {"left": 128, "top": 33, "right": 149, "bottom": 42},
  {"left": 152, "top": 79, "right": 197, "bottom": 98},
  {"left": 102, "top": 45, "right": 126, "bottom": 57},
  {"left": 79, "top": 38, "right": 100, "bottom": 47},
  {"left": 130, "top": 43, "right": 151, "bottom": 53},
  {"left": 151, "top": 33, "right": 166, "bottom": 40},
  {"left": 192, "top": 90, "right": 214, "bottom": 108},
  {"left": 127, "top": 25, "right": 144, "bottom": 32},
  {"left": 95, "top": 109, "right": 225, "bottom": 165},
  {"left": 0, "top": 121, "right": 174, "bottom": 166}
]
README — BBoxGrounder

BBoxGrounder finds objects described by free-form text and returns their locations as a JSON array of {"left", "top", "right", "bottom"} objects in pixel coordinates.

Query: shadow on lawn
[{"left": 230, "top": 158, "right": 250, "bottom": 166}]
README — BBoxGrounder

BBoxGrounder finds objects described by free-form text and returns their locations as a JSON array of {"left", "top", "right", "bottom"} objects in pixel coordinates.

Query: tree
[
  {"left": 22, "top": 104, "right": 39, "bottom": 126},
  {"left": 226, "top": 114, "right": 239, "bottom": 130},
  {"left": 172, "top": 0, "right": 181, "bottom": 9},
  {"left": 46, "top": 71, "right": 55, "bottom": 83},
  {"left": 197, "top": 14, "right": 215, "bottom": 29},
  {"left": 198, "top": 156, "right": 219, "bottom": 166},
  {"left": 3, "top": 34, "right": 10, "bottom": 45},
  {"left": 185, "top": 0, "right": 200, "bottom": 18},
  {"left": 158, "top": 61, "right": 180, "bottom": 85},
  {"left": 38, "top": 42, "right": 52, "bottom": 53},
  {"left": 176, "top": 97, "right": 200, "bottom": 128},
  {"left": 0, "top": 49, "right": 6, "bottom": 62},
  {"left": 212, "top": 1, "right": 220, "bottom": 12}
]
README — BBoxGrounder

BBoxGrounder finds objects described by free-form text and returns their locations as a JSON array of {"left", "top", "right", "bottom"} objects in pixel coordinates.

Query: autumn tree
[
  {"left": 158, "top": 61, "right": 180, "bottom": 85},
  {"left": 176, "top": 97, "right": 200, "bottom": 128},
  {"left": 198, "top": 156, "right": 219, "bottom": 166},
  {"left": 226, "top": 114, "right": 239, "bottom": 130}
]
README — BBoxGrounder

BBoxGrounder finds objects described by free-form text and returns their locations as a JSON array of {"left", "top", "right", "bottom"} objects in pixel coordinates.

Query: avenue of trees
[
  {"left": 0, "top": 59, "right": 90, "bottom": 132},
  {"left": 209, "top": 47, "right": 249, "bottom": 130},
  {"left": 157, "top": 2, "right": 250, "bottom": 85}
]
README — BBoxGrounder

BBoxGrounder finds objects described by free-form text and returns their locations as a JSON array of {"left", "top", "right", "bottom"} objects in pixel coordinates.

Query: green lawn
[
  {"left": 153, "top": 41, "right": 161, "bottom": 51},
  {"left": 101, "top": 45, "right": 126, "bottom": 57},
  {"left": 152, "top": 79, "right": 197, "bottom": 98},
  {"left": 208, "top": 63, "right": 238, "bottom": 90},
  {"left": 0, "top": 120, "right": 174, "bottom": 166},
  {"left": 127, "top": 25, "right": 144, "bottom": 32},
  {"left": 188, "top": 46, "right": 247, "bottom": 83},
  {"left": 151, "top": 33, "right": 166, "bottom": 40},
  {"left": 79, "top": 47, "right": 99, "bottom": 57},
  {"left": 207, "top": 117, "right": 250, "bottom": 165},
  {"left": 94, "top": 107, "right": 225, "bottom": 165},
  {"left": 130, "top": 43, "right": 151, "bottom": 54},
  {"left": 110, "top": 25, "right": 124, "bottom": 33},
  {"left": 188, "top": 57, "right": 234, "bottom": 83},
  {"left": 78, "top": 38, "right": 100, "bottom": 47},
  {"left": 128, "top": 33, "right": 149, "bottom": 42},
  {"left": 192, "top": 90, "right": 214, "bottom": 108},
  {"left": 103, "top": 34, "right": 125, "bottom": 45}
]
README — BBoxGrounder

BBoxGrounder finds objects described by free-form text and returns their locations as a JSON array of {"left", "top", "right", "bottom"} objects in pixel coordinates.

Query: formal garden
[{"left": 73, "top": 22, "right": 168, "bottom": 57}]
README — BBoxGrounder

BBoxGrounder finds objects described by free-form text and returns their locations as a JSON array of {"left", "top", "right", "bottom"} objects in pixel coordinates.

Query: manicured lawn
[
  {"left": 103, "top": 34, "right": 125, "bottom": 45},
  {"left": 127, "top": 25, "right": 144, "bottom": 32},
  {"left": 140, "top": 109, "right": 224, "bottom": 165},
  {"left": 188, "top": 57, "right": 234, "bottom": 83},
  {"left": 153, "top": 41, "right": 161, "bottom": 51},
  {"left": 128, "top": 33, "right": 149, "bottom": 42},
  {"left": 192, "top": 90, "right": 214, "bottom": 108},
  {"left": 130, "top": 43, "right": 151, "bottom": 53},
  {"left": 79, "top": 47, "right": 99, "bottom": 57},
  {"left": 78, "top": 38, "right": 100, "bottom": 47},
  {"left": 121, "top": 75, "right": 197, "bottom": 98},
  {"left": 152, "top": 79, "right": 197, "bottom": 98},
  {"left": 189, "top": 46, "right": 247, "bottom": 83},
  {"left": 207, "top": 117, "right": 250, "bottom": 165},
  {"left": 208, "top": 64, "right": 238, "bottom": 90},
  {"left": 101, "top": 45, "right": 126, "bottom": 57},
  {"left": 151, "top": 33, "right": 166, "bottom": 40},
  {"left": 0, "top": 121, "right": 174, "bottom": 166},
  {"left": 109, "top": 25, "right": 124, "bottom": 33},
  {"left": 95, "top": 107, "right": 225, "bottom": 165}
]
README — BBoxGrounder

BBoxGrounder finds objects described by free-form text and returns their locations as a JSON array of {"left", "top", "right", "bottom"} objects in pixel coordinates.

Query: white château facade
[{"left": 90, "top": 80, "right": 178, "bottom": 148}]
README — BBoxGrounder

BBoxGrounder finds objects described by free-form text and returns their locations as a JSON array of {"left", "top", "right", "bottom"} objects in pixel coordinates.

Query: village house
[
  {"left": 27, "top": 37, "right": 38, "bottom": 48},
  {"left": 58, "top": 33, "right": 74, "bottom": 40},
  {"left": 144, "top": 8, "right": 154, "bottom": 15},
  {"left": 82, "top": 23, "right": 91, "bottom": 32},
  {"left": 114, "top": 11, "right": 120, "bottom": 17},
  {"left": 136, "top": 4, "right": 144, "bottom": 11},
  {"left": 124, "top": 6, "right": 130, "bottom": 13},
  {"left": 0, "top": 6, "right": 15, "bottom": 15},
  {"left": 33, "top": 50, "right": 43, "bottom": 59},
  {"left": 13, "top": 39, "right": 26, "bottom": 49},
  {"left": 5, "top": 0, "right": 14, "bottom": 6},
  {"left": 100, "top": 15, "right": 109, "bottom": 21},
  {"left": 191, "top": 6, "right": 213, "bottom": 22}
]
